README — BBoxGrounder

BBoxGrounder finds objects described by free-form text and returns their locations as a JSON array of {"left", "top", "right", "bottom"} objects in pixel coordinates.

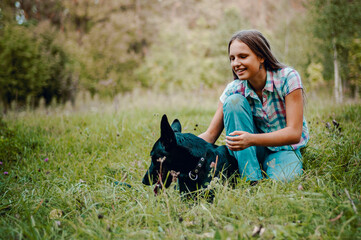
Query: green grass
[{"left": 0, "top": 92, "right": 360, "bottom": 239}]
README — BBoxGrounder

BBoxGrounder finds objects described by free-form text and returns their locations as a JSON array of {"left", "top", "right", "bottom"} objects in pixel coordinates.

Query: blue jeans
[{"left": 223, "top": 94, "right": 303, "bottom": 182}]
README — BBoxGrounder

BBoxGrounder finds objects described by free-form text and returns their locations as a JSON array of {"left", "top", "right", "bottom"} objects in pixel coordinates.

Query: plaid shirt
[{"left": 220, "top": 67, "right": 309, "bottom": 151}]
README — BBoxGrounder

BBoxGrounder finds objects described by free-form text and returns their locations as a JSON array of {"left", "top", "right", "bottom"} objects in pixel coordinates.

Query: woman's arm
[
  {"left": 226, "top": 89, "right": 304, "bottom": 150},
  {"left": 198, "top": 101, "right": 225, "bottom": 144}
]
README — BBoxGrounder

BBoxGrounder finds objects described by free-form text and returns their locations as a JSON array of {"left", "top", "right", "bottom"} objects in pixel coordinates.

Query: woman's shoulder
[
  {"left": 270, "top": 67, "right": 301, "bottom": 88},
  {"left": 270, "top": 67, "right": 303, "bottom": 96},
  {"left": 271, "top": 67, "right": 300, "bottom": 79}
]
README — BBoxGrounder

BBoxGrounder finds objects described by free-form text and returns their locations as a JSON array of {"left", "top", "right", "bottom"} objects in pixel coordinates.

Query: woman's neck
[{"left": 248, "top": 68, "right": 267, "bottom": 92}]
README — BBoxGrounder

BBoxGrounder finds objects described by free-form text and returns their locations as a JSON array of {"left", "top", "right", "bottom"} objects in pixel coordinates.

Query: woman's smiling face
[{"left": 229, "top": 40, "right": 264, "bottom": 81}]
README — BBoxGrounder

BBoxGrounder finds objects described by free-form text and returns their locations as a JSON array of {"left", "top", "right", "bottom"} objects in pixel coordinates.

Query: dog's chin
[
  {"left": 153, "top": 174, "right": 173, "bottom": 195},
  {"left": 164, "top": 178, "right": 173, "bottom": 188},
  {"left": 142, "top": 176, "right": 150, "bottom": 185}
]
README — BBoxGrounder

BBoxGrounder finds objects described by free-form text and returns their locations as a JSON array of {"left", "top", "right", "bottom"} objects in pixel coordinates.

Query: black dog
[{"left": 142, "top": 114, "right": 239, "bottom": 196}]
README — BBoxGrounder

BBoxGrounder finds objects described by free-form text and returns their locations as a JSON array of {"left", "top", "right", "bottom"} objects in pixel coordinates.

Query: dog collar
[{"left": 189, "top": 157, "right": 205, "bottom": 181}]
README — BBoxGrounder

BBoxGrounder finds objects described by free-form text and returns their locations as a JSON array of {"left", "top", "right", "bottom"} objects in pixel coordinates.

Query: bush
[
  {"left": 0, "top": 24, "right": 49, "bottom": 110},
  {"left": 36, "top": 25, "right": 76, "bottom": 105},
  {"left": 0, "top": 23, "right": 76, "bottom": 111}
]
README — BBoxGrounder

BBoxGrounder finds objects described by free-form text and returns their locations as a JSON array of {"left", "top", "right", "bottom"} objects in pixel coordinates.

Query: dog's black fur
[{"left": 142, "top": 114, "right": 239, "bottom": 195}]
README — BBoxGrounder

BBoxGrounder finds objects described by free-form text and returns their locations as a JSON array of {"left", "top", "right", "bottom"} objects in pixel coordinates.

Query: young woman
[{"left": 199, "top": 30, "right": 309, "bottom": 182}]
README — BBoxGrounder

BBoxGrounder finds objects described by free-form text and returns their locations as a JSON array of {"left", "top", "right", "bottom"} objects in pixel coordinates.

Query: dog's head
[
  {"left": 142, "top": 115, "right": 183, "bottom": 190},
  {"left": 143, "top": 114, "right": 209, "bottom": 194}
]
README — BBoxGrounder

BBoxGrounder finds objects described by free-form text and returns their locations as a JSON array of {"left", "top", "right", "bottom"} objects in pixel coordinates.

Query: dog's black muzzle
[{"left": 142, "top": 167, "right": 173, "bottom": 195}]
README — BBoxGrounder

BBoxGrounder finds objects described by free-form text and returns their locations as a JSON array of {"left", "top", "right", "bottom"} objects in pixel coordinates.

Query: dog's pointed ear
[
  {"left": 160, "top": 114, "right": 176, "bottom": 149},
  {"left": 171, "top": 119, "right": 182, "bottom": 133}
]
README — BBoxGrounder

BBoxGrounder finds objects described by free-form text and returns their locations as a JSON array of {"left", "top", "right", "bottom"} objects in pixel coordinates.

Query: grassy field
[{"left": 0, "top": 90, "right": 361, "bottom": 239}]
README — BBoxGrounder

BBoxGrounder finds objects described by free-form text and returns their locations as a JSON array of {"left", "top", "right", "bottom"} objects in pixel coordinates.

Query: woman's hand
[{"left": 225, "top": 131, "right": 254, "bottom": 151}]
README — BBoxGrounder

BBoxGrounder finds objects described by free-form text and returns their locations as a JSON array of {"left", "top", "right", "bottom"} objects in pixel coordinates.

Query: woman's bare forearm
[
  {"left": 198, "top": 102, "right": 224, "bottom": 144},
  {"left": 250, "top": 126, "right": 302, "bottom": 147}
]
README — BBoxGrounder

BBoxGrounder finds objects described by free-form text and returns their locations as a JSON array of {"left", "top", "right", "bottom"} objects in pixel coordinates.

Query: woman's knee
[
  {"left": 223, "top": 94, "right": 250, "bottom": 113},
  {"left": 263, "top": 150, "right": 303, "bottom": 182},
  {"left": 267, "top": 162, "right": 302, "bottom": 182}
]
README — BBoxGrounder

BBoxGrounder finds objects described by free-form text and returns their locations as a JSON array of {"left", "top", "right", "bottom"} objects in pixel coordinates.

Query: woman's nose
[{"left": 232, "top": 58, "right": 242, "bottom": 67}]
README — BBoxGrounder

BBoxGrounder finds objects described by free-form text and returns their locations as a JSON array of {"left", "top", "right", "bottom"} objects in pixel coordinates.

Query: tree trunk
[
  {"left": 355, "top": 85, "right": 360, "bottom": 100},
  {"left": 333, "top": 38, "right": 343, "bottom": 103}
]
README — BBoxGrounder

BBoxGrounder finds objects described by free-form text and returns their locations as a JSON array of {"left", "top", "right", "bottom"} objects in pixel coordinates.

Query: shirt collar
[
  {"left": 243, "top": 70, "right": 274, "bottom": 98},
  {"left": 264, "top": 70, "right": 274, "bottom": 92},
  {"left": 243, "top": 81, "right": 253, "bottom": 98}
]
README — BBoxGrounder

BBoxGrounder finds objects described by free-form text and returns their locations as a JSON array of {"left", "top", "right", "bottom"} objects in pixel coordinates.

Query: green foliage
[
  {"left": 0, "top": 24, "right": 49, "bottom": 107},
  {"left": 61, "top": 0, "right": 160, "bottom": 96},
  {"left": 0, "top": 96, "right": 360, "bottom": 239},
  {"left": 310, "top": 0, "right": 361, "bottom": 44},
  {"left": 0, "top": 23, "right": 76, "bottom": 110},
  {"left": 348, "top": 39, "right": 361, "bottom": 96},
  {"left": 135, "top": 8, "right": 248, "bottom": 91},
  {"left": 0, "top": 1, "right": 14, "bottom": 26},
  {"left": 36, "top": 24, "right": 76, "bottom": 105},
  {"left": 305, "top": 62, "right": 325, "bottom": 91},
  {"left": 307, "top": 0, "right": 361, "bottom": 96},
  {"left": 1, "top": 0, "right": 360, "bottom": 103}
]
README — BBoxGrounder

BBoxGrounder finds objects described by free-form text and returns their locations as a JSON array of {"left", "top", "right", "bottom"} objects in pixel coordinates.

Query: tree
[
  {"left": 308, "top": 0, "right": 361, "bottom": 103},
  {"left": 348, "top": 39, "right": 361, "bottom": 99}
]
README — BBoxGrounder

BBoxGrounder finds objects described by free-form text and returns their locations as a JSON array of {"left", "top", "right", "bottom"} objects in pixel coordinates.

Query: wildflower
[
  {"left": 106, "top": 224, "right": 112, "bottom": 232},
  {"left": 0, "top": 162, "right": 3, "bottom": 165},
  {"left": 68, "top": 152, "right": 71, "bottom": 156},
  {"left": 157, "top": 156, "right": 166, "bottom": 163},
  {"left": 224, "top": 224, "right": 234, "bottom": 232},
  {"left": 170, "top": 170, "right": 180, "bottom": 182},
  {"left": 44, "top": 158, "right": 49, "bottom": 162},
  {"left": 4, "top": 172, "right": 8, "bottom": 175},
  {"left": 252, "top": 225, "right": 266, "bottom": 237},
  {"left": 49, "top": 209, "right": 63, "bottom": 219},
  {"left": 206, "top": 177, "right": 220, "bottom": 190}
]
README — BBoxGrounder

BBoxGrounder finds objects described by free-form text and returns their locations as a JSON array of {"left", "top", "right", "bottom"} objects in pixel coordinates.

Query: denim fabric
[{"left": 223, "top": 94, "right": 303, "bottom": 182}]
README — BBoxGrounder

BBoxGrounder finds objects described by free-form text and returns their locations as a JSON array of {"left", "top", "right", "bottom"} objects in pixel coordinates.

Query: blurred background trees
[
  {"left": 309, "top": 0, "right": 361, "bottom": 103},
  {"left": 0, "top": 0, "right": 360, "bottom": 111}
]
